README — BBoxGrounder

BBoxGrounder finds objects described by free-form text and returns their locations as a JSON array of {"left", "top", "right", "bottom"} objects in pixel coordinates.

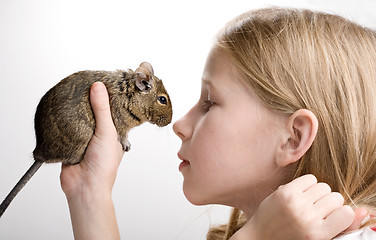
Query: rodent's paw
[{"left": 121, "top": 138, "right": 131, "bottom": 152}]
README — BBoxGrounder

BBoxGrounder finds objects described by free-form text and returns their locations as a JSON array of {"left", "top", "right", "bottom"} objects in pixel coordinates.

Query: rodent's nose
[{"left": 156, "top": 114, "right": 172, "bottom": 127}]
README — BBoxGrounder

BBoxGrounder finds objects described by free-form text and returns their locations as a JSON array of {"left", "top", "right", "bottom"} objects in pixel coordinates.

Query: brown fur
[
  {"left": 0, "top": 62, "right": 172, "bottom": 217},
  {"left": 33, "top": 62, "right": 172, "bottom": 164}
]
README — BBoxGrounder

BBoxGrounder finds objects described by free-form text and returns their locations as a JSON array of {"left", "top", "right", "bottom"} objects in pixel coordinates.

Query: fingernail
[{"left": 92, "top": 82, "right": 105, "bottom": 93}]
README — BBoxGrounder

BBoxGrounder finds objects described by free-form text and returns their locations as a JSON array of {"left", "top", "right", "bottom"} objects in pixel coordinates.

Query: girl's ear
[{"left": 276, "top": 109, "right": 318, "bottom": 167}]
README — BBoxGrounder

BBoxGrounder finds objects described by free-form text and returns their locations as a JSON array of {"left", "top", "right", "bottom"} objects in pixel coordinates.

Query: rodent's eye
[{"left": 158, "top": 96, "right": 168, "bottom": 105}]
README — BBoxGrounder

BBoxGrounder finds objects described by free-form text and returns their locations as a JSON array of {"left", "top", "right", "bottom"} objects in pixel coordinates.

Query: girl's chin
[{"left": 182, "top": 185, "right": 211, "bottom": 206}]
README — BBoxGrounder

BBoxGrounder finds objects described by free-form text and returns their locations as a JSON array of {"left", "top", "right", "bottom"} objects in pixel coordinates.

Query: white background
[{"left": 0, "top": 0, "right": 375, "bottom": 239}]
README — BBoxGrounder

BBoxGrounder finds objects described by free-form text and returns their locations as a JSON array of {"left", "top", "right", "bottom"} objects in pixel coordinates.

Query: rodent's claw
[{"left": 120, "top": 138, "right": 131, "bottom": 152}]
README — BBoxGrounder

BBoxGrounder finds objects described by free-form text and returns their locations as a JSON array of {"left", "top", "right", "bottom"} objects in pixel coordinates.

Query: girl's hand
[
  {"left": 60, "top": 82, "right": 124, "bottom": 240},
  {"left": 232, "top": 174, "right": 366, "bottom": 240},
  {"left": 60, "top": 81, "right": 124, "bottom": 198}
]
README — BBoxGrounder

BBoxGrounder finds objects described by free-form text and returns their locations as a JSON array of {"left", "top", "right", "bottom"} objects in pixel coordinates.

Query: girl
[{"left": 61, "top": 7, "right": 376, "bottom": 239}]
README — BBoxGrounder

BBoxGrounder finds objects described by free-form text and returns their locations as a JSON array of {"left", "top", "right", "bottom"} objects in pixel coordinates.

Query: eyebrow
[{"left": 203, "top": 80, "right": 223, "bottom": 102}]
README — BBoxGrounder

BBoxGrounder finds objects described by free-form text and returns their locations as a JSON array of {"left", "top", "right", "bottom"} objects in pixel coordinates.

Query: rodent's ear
[
  {"left": 137, "top": 62, "right": 154, "bottom": 75},
  {"left": 135, "top": 62, "right": 154, "bottom": 92},
  {"left": 135, "top": 72, "right": 152, "bottom": 92}
]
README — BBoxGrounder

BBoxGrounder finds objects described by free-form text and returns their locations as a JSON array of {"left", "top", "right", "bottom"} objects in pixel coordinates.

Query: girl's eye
[{"left": 201, "top": 100, "right": 214, "bottom": 111}]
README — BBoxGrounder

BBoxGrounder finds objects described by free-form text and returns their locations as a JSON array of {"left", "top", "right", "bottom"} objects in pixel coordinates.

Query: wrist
[
  {"left": 67, "top": 188, "right": 119, "bottom": 240},
  {"left": 61, "top": 168, "right": 114, "bottom": 202},
  {"left": 65, "top": 182, "right": 113, "bottom": 204}
]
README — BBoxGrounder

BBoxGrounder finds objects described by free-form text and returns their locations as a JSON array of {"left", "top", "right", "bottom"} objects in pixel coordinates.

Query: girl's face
[{"left": 173, "top": 48, "right": 292, "bottom": 215}]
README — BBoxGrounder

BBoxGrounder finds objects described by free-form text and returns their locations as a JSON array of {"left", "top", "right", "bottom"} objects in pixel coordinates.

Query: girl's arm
[
  {"left": 60, "top": 82, "right": 124, "bottom": 240},
  {"left": 232, "top": 174, "right": 367, "bottom": 240}
]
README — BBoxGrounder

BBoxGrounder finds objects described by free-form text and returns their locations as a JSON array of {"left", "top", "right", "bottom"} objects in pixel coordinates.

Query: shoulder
[{"left": 334, "top": 227, "right": 376, "bottom": 240}]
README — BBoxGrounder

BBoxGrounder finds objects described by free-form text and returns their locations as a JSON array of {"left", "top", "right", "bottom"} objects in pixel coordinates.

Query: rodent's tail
[{"left": 0, "top": 160, "right": 43, "bottom": 217}]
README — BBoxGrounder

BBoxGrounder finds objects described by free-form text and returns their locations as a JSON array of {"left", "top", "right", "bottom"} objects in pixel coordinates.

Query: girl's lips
[
  {"left": 178, "top": 153, "right": 190, "bottom": 171},
  {"left": 177, "top": 152, "right": 188, "bottom": 162},
  {"left": 179, "top": 160, "right": 190, "bottom": 171}
]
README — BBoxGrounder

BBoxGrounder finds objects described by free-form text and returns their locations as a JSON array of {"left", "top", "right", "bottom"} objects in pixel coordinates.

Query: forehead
[{"left": 202, "top": 48, "right": 245, "bottom": 91}]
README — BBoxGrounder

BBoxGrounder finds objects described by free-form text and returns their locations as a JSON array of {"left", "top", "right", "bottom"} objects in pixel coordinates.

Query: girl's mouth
[
  {"left": 179, "top": 160, "right": 190, "bottom": 171},
  {"left": 178, "top": 153, "right": 190, "bottom": 171}
]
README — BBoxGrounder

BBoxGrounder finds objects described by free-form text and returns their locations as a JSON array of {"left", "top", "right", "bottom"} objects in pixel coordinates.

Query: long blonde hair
[{"left": 207, "top": 7, "right": 376, "bottom": 239}]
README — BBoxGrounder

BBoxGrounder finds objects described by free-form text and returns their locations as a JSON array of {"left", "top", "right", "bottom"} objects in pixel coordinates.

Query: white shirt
[{"left": 334, "top": 228, "right": 376, "bottom": 240}]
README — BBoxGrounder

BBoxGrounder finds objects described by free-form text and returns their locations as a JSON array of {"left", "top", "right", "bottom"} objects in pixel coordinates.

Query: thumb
[
  {"left": 344, "top": 207, "right": 368, "bottom": 233},
  {"left": 90, "top": 82, "right": 117, "bottom": 138}
]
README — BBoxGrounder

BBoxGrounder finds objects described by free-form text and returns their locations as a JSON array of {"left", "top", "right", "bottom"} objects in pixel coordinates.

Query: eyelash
[{"left": 201, "top": 99, "right": 215, "bottom": 111}]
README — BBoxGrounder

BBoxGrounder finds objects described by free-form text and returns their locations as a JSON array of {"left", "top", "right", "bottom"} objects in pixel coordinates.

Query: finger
[
  {"left": 281, "top": 174, "right": 318, "bottom": 193},
  {"left": 304, "top": 182, "right": 331, "bottom": 204},
  {"left": 313, "top": 192, "right": 344, "bottom": 218},
  {"left": 345, "top": 207, "right": 368, "bottom": 233},
  {"left": 323, "top": 205, "right": 354, "bottom": 237},
  {"left": 90, "top": 82, "right": 117, "bottom": 138}
]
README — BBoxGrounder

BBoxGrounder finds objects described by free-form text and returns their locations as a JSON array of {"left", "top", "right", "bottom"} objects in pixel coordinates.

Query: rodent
[{"left": 0, "top": 62, "right": 172, "bottom": 217}]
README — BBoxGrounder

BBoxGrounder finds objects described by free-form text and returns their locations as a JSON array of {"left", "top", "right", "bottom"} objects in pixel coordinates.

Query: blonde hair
[{"left": 207, "top": 7, "right": 376, "bottom": 239}]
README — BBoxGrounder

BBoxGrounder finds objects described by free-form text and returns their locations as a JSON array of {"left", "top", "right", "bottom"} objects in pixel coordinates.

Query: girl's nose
[
  {"left": 173, "top": 107, "right": 196, "bottom": 141},
  {"left": 173, "top": 118, "right": 187, "bottom": 140}
]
